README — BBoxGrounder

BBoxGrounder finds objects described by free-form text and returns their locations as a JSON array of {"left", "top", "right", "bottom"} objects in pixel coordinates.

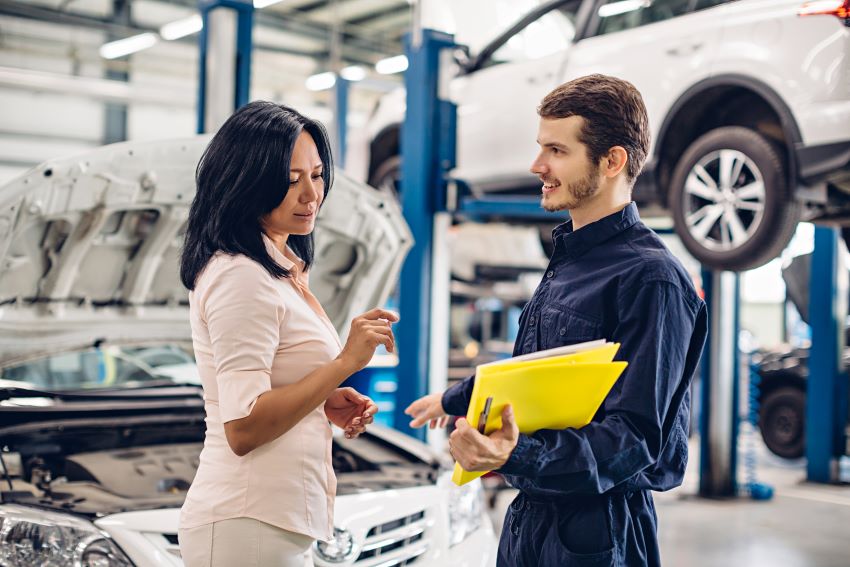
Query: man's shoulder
[{"left": 620, "top": 224, "right": 703, "bottom": 307}]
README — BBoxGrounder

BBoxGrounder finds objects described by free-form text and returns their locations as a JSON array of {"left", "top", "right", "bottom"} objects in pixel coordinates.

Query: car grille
[{"left": 354, "top": 510, "right": 430, "bottom": 567}]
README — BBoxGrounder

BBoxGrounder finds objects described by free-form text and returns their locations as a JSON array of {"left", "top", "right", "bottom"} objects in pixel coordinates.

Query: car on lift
[
  {"left": 755, "top": 252, "right": 850, "bottom": 459},
  {"left": 347, "top": 0, "right": 850, "bottom": 272},
  {"left": 0, "top": 138, "right": 497, "bottom": 567}
]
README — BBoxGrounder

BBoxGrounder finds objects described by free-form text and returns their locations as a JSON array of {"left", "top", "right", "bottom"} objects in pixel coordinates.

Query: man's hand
[
  {"left": 325, "top": 387, "right": 378, "bottom": 439},
  {"left": 449, "top": 405, "right": 519, "bottom": 472},
  {"left": 404, "top": 392, "right": 450, "bottom": 429}
]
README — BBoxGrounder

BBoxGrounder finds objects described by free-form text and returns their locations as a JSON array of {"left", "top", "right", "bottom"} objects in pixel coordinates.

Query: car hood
[{"left": 0, "top": 136, "right": 412, "bottom": 367}]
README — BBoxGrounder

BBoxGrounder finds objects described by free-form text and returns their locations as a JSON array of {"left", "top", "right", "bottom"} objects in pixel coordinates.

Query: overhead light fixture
[
  {"left": 340, "top": 65, "right": 366, "bottom": 81},
  {"left": 306, "top": 71, "right": 337, "bottom": 91},
  {"left": 99, "top": 33, "right": 158, "bottom": 59},
  {"left": 598, "top": 0, "right": 650, "bottom": 18},
  {"left": 160, "top": 15, "right": 203, "bottom": 40},
  {"left": 254, "top": 0, "right": 285, "bottom": 8},
  {"left": 375, "top": 55, "right": 408, "bottom": 75}
]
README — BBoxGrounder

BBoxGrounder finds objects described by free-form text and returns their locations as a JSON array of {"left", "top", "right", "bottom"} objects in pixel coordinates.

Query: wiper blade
[{"left": 0, "top": 383, "right": 202, "bottom": 402}]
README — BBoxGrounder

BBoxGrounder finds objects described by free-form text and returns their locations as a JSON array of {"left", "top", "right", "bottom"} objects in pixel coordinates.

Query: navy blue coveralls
[{"left": 443, "top": 203, "right": 708, "bottom": 567}]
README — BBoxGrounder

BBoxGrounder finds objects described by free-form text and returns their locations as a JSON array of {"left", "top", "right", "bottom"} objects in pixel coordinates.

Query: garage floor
[{"left": 487, "top": 440, "right": 850, "bottom": 567}]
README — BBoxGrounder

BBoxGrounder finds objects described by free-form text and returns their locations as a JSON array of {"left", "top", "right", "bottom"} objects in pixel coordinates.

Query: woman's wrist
[{"left": 333, "top": 354, "right": 359, "bottom": 378}]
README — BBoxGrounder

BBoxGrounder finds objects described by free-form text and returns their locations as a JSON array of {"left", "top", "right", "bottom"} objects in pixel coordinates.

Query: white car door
[
  {"left": 562, "top": 0, "right": 725, "bottom": 157},
  {"left": 451, "top": 2, "right": 584, "bottom": 193}
]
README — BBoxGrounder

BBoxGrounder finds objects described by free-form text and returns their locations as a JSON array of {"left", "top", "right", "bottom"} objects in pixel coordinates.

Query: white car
[
  {"left": 0, "top": 138, "right": 496, "bottom": 567},
  {"left": 349, "top": 0, "right": 850, "bottom": 271}
]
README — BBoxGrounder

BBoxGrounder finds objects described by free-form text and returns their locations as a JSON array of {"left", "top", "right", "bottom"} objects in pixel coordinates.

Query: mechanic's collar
[{"left": 553, "top": 202, "right": 640, "bottom": 259}]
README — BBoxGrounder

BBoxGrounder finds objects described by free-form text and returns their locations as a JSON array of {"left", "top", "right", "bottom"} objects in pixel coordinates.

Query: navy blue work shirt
[{"left": 442, "top": 203, "right": 707, "bottom": 566}]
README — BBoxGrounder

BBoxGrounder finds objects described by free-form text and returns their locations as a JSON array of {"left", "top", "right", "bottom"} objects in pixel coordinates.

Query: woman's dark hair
[{"left": 180, "top": 101, "right": 334, "bottom": 290}]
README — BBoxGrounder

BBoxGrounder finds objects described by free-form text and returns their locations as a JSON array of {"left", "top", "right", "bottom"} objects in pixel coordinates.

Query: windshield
[
  {"left": 0, "top": 345, "right": 198, "bottom": 391},
  {"left": 490, "top": 4, "right": 579, "bottom": 65}
]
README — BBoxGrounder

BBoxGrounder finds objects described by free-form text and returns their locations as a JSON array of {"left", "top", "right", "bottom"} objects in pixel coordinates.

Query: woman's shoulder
[{"left": 196, "top": 252, "right": 274, "bottom": 295}]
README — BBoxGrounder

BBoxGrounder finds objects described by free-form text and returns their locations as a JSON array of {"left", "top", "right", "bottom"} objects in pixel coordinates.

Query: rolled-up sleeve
[{"left": 200, "top": 260, "right": 284, "bottom": 423}]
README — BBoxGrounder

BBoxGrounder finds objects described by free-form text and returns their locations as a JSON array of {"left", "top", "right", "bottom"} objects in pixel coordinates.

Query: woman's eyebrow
[{"left": 290, "top": 163, "right": 324, "bottom": 173}]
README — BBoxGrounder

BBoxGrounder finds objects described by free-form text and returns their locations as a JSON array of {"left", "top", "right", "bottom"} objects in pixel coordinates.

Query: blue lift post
[
  {"left": 393, "top": 29, "right": 457, "bottom": 440},
  {"left": 699, "top": 270, "right": 741, "bottom": 497},
  {"left": 806, "top": 226, "right": 849, "bottom": 483},
  {"left": 334, "top": 77, "right": 349, "bottom": 169},
  {"left": 197, "top": 0, "right": 254, "bottom": 133}
]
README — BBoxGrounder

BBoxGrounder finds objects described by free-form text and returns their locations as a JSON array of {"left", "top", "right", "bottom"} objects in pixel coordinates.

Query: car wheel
[
  {"left": 669, "top": 126, "right": 800, "bottom": 271},
  {"left": 758, "top": 386, "right": 805, "bottom": 459},
  {"left": 368, "top": 155, "right": 401, "bottom": 199}
]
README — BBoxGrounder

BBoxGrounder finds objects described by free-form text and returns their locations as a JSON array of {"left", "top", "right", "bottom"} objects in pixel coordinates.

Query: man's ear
[{"left": 602, "top": 146, "right": 628, "bottom": 179}]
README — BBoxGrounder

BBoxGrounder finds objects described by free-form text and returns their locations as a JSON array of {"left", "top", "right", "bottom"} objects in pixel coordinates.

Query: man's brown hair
[{"left": 538, "top": 74, "right": 650, "bottom": 183}]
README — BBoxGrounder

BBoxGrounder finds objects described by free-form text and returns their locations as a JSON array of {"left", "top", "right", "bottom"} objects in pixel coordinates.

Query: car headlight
[
  {"left": 314, "top": 527, "right": 357, "bottom": 563},
  {"left": 0, "top": 504, "right": 134, "bottom": 567},
  {"left": 447, "top": 479, "right": 484, "bottom": 547}
]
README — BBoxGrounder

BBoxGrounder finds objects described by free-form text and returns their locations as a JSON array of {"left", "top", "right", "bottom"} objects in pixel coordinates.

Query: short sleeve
[{"left": 199, "top": 258, "right": 284, "bottom": 422}]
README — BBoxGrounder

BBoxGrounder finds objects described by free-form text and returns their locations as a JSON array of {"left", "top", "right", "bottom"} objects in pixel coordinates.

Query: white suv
[
  {"left": 349, "top": 0, "right": 850, "bottom": 271},
  {"left": 0, "top": 138, "right": 496, "bottom": 567}
]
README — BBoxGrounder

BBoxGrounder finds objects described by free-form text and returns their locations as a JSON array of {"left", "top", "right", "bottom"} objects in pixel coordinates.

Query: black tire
[
  {"left": 758, "top": 386, "right": 805, "bottom": 459},
  {"left": 669, "top": 126, "right": 801, "bottom": 272},
  {"left": 368, "top": 155, "right": 401, "bottom": 199}
]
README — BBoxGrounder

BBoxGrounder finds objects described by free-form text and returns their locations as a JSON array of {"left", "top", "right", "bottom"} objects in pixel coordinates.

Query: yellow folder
[{"left": 452, "top": 342, "right": 627, "bottom": 486}]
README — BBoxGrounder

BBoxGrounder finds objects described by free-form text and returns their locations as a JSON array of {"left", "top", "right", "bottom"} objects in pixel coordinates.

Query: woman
[{"left": 178, "top": 101, "right": 398, "bottom": 567}]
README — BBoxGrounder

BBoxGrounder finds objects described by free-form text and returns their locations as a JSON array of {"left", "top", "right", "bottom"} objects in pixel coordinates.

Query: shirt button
[
  {"left": 547, "top": 270, "right": 555, "bottom": 278},
  {"left": 529, "top": 315, "right": 537, "bottom": 325},
  {"left": 559, "top": 327, "right": 566, "bottom": 336}
]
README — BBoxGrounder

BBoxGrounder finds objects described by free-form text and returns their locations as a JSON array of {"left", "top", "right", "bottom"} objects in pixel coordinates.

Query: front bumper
[{"left": 96, "top": 484, "right": 497, "bottom": 567}]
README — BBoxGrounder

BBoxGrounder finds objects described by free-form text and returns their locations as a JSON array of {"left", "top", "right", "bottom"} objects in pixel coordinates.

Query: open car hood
[{"left": 0, "top": 137, "right": 412, "bottom": 367}]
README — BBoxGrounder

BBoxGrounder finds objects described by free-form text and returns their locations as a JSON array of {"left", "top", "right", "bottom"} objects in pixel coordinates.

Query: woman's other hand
[
  {"left": 337, "top": 308, "right": 399, "bottom": 373},
  {"left": 325, "top": 387, "right": 379, "bottom": 438}
]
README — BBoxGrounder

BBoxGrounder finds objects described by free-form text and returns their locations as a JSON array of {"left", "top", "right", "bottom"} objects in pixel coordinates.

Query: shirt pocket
[{"left": 540, "top": 304, "right": 602, "bottom": 350}]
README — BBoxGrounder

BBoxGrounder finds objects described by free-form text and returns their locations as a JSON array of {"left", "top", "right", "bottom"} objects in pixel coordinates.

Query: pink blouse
[{"left": 180, "top": 235, "right": 341, "bottom": 541}]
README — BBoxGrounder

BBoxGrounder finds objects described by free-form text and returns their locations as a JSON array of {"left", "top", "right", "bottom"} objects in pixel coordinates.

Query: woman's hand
[
  {"left": 337, "top": 308, "right": 399, "bottom": 373},
  {"left": 325, "top": 387, "right": 379, "bottom": 438}
]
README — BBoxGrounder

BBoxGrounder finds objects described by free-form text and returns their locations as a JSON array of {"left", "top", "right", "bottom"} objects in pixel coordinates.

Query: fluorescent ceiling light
[
  {"left": 306, "top": 71, "right": 337, "bottom": 91},
  {"left": 598, "top": 0, "right": 650, "bottom": 18},
  {"left": 340, "top": 65, "right": 366, "bottom": 81},
  {"left": 375, "top": 55, "right": 408, "bottom": 75},
  {"left": 254, "top": 0, "right": 285, "bottom": 8},
  {"left": 100, "top": 33, "right": 158, "bottom": 59},
  {"left": 160, "top": 15, "right": 203, "bottom": 40}
]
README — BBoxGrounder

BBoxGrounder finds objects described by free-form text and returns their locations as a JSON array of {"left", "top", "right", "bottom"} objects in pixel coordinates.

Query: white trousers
[{"left": 178, "top": 517, "right": 314, "bottom": 567}]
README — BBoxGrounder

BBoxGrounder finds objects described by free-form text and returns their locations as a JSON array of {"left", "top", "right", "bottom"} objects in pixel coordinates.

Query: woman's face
[{"left": 262, "top": 130, "right": 325, "bottom": 238}]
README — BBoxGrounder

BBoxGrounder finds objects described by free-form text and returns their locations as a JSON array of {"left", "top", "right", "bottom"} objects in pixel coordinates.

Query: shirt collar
[
  {"left": 261, "top": 233, "right": 300, "bottom": 275},
  {"left": 552, "top": 202, "right": 640, "bottom": 259}
]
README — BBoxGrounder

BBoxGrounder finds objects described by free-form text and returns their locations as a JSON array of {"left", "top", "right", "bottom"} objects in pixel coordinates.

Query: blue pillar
[
  {"left": 393, "top": 29, "right": 457, "bottom": 439},
  {"left": 699, "top": 269, "right": 741, "bottom": 497},
  {"left": 806, "top": 226, "right": 848, "bottom": 483},
  {"left": 334, "top": 77, "right": 349, "bottom": 168},
  {"left": 197, "top": 0, "right": 254, "bottom": 133}
]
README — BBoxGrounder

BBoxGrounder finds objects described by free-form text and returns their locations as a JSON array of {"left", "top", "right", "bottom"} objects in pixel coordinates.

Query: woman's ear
[{"left": 603, "top": 146, "right": 628, "bottom": 179}]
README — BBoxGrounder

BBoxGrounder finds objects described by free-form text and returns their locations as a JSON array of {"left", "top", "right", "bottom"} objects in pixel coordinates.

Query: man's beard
[{"left": 541, "top": 169, "right": 600, "bottom": 212}]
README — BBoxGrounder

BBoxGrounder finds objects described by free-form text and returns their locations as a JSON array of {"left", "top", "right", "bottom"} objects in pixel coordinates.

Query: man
[{"left": 405, "top": 74, "right": 708, "bottom": 566}]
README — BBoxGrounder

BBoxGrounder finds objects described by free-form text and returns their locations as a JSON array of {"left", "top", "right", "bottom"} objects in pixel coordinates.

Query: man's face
[{"left": 530, "top": 116, "right": 602, "bottom": 212}]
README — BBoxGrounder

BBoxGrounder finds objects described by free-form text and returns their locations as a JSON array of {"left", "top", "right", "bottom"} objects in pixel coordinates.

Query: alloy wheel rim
[{"left": 682, "top": 149, "right": 766, "bottom": 252}]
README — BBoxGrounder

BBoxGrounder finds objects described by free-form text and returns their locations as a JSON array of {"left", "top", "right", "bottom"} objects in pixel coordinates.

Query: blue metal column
[
  {"left": 334, "top": 77, "right": 349, "bottom": 168},
  {"left": 197, "top": 0, "right": 254, "bottom": 133},
  {"left": 394, "top": 29, "right": 457, "bottom": 439},
  {"left": 806, "top": 226, "right": 849, "bottom": 483},
  {"left": 699, "top": 270, "right": 741, "bottom": 497}
]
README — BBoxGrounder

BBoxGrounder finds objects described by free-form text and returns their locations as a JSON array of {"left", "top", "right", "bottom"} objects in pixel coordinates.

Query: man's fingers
[{"left": 500, "top": 405, "right": 519, "bottom": 440}]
